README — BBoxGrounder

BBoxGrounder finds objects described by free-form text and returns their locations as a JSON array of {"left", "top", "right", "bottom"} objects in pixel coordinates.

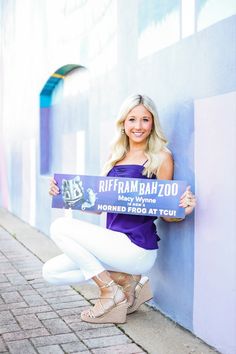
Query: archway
[{"left": 40, "top": 64, "right": 89, "bottom": 175}]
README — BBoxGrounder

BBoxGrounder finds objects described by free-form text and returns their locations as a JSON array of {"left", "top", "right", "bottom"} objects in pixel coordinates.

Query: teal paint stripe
[{"left": 40, "top": 94, "right": 52, "bottom": 108}]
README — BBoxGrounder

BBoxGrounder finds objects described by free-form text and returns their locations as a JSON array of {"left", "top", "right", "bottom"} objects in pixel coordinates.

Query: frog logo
[{"left": 61, "top": 176, "right": 97, "bottom": 210}]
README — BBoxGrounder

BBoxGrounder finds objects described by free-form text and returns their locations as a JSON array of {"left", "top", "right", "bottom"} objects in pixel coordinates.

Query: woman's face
[{"left": 124, "top": 104, "right": 153, "bottom": 146}]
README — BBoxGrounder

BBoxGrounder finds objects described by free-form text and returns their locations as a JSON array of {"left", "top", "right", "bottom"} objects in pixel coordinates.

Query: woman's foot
[
  {"left": 110, "top": 272, "right": 153, "bottom": 314},
  {"left": 110, "top": 272, "right": 141, "bottom": 307},
  {"left": 127, "top": 276, "right": 153, "bottom": 314},
  {"left": 81, "top": 276, "right": 128, "bottom": 324}
]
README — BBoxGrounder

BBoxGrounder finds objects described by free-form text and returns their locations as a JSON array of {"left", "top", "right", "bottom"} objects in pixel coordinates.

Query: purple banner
[{"left": 52, "top": 174, "right": 187, "bottom": 218}]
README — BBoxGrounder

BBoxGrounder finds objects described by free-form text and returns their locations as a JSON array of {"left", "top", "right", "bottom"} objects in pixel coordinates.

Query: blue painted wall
[{"left": 141, "top": 14, "right": 236, "bottom": 329}]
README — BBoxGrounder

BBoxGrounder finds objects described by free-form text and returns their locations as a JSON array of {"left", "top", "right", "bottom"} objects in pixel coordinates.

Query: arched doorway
[{"left": 40, "top": 64, "right": 89, "bottom": 175}]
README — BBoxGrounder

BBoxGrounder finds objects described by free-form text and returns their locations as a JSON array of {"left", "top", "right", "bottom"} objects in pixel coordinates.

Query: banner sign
[{"left": 52, "top": 174, "right": 187, "bottom": 218}]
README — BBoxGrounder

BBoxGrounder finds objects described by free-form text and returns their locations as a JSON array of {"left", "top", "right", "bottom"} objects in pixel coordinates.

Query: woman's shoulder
[
  {"left": 159, "top": 147, "right": 173, "bottom": 163},
  {"left": 156, "top": 148, "right": 174, "bottom": 179}
]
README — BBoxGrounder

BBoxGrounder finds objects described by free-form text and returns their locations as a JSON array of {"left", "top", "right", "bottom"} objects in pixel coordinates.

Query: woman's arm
[
  {"left": 156, "top": 150, "right": 174, "bottom": 180},
  {"left": 155, "top": 151, "right": 196, "bottom": 222}
]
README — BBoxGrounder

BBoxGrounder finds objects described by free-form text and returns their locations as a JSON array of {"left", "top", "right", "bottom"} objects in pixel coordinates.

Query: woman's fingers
[
  {"left": 183, "top": 197, "right": 197, "bottom": 215},
  {"left": 180, "top": 196, "right": 196, "bottom": 208},
  {"left": 179, "top": 185, "right": 196, "bottom": 209},
  {"left": 179, "top": 184, "right": 197, "bottom": 216},
  {"left": 180, "top": 185, "right": 191, "bottom": 199},
  {"left": 49, "top": 178, "right": 60, "bottom": 196}
]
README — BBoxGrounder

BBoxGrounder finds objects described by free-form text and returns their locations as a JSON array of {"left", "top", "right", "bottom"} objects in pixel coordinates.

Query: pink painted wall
[{"left": 194, "top": 92, "right": 236, "bottom": 354}]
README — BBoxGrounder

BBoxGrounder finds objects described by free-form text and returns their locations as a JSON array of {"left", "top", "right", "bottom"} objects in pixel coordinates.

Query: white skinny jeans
[{"left": 42, "top": 217, "right": 157, "bottom": 285}]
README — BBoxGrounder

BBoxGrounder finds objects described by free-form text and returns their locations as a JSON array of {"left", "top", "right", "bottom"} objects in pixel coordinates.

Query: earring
[{"left": 121, "top": 128, "right": 125, "bottom": 135}]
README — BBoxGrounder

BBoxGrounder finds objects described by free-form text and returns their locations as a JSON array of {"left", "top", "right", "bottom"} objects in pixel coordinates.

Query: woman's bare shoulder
[
  {"left": 156, "top": 148, "right": 174, "bottom": 179},
  {"left": 159, "top": 148, "right": 173, "bottom": 162}
]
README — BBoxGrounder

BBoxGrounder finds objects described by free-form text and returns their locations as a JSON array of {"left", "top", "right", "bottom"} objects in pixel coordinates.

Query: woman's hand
[
  {"left": 161, "top": 185, "right": 196, "bottom": 222},
  {"left": 179, "top": 186, "right": 196, "bottom": 216},
  {"left": 49, "top": 178, "right": 60, "bottom": 196}
]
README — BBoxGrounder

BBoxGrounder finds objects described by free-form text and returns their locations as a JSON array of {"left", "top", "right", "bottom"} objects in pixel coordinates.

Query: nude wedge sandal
[
  {"left": 81, "top": 280, "right": 128, "bottom": 324},
  {"left": 127, "top": 276, "right": 153, "bottom": 314}
]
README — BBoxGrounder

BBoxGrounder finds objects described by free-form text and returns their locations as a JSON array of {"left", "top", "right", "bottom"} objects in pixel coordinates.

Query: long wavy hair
[{"left": 102, "top": 94, "right": 169, "bottom": 177}]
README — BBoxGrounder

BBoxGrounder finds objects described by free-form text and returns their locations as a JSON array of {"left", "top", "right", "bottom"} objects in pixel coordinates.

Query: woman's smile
[{"left": 133, "top": 132, "right": 144, "bottom": 137}]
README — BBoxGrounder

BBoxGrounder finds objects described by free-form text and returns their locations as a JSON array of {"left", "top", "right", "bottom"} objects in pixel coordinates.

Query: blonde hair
[{"left": 102, "top": 94, "right": 169, "bottom": 177}]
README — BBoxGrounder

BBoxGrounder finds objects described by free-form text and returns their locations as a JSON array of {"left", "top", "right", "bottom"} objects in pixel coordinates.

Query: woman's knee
[
  {"left": 50, "top": 217, "right": 68, "bottom": 240},
  {"left": 42, "top": 257, "right": 64, "bottom": 285}
]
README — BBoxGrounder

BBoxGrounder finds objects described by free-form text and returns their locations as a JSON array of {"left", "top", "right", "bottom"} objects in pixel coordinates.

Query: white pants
[{"left": 42, "top": 217, "right": 157, "bottom": 285}]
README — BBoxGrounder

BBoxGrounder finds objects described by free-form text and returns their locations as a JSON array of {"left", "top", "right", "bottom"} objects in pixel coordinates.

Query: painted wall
[
  {"left": 194, "top": 92, "right": 236, "bottom": 354},
  {"left": 0, "top": 1, "right": 235, "bottom": 353}
]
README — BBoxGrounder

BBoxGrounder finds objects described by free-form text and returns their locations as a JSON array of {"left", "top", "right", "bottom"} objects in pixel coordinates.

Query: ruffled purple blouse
[{"left": 106, "top": 164, "right": 160, "bottom": 250}]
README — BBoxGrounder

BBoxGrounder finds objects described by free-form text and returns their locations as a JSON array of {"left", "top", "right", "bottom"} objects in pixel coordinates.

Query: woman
[{"left": 43, "top": 94, "right": 196, "bottom": 324}]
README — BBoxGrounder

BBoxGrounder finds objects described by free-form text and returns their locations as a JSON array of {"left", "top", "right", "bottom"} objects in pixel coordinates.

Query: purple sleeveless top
[{"left": 106, "top": 164, "right": 160, "bottom": 250}]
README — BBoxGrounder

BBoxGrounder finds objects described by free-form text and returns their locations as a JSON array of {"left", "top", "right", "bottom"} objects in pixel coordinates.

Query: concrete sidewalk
[{"left": 0, "top": 208, "right": 219, "bottom": 354}]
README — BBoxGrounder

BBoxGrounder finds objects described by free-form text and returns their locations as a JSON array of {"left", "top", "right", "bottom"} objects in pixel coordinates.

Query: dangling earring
[{"left": 121, "top": 128, "right": 125, "bottom": 135}]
